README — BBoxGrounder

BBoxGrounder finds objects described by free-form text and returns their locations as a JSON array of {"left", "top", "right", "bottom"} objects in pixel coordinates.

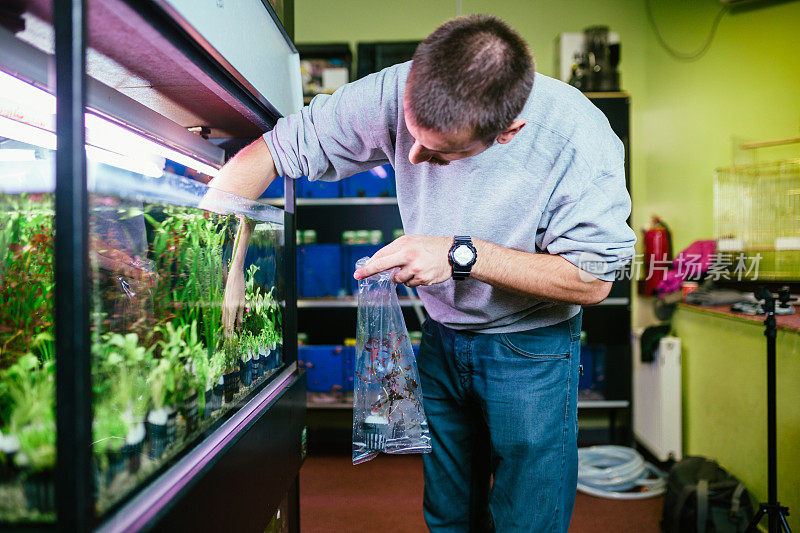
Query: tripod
[{"left": 746, "top": 286, "right": 795, "bottom": 533}]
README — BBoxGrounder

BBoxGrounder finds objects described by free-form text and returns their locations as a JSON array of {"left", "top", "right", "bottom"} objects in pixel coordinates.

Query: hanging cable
[{"left": 645, "top": 0, "right": 728, "bottom": 61}]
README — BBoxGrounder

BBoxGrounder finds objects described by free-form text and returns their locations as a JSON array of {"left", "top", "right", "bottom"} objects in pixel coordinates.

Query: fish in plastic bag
[{"left": 352, "top": 257, "right": 431, "bottom": 464}]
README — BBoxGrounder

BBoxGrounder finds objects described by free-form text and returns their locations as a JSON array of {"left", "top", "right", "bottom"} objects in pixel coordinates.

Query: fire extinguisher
[{"left": 642, "top": 216, "right": 672, "bottom": 296}]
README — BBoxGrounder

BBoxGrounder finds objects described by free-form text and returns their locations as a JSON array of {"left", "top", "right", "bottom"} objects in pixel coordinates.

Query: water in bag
[{"left": 352, "top": 257, "right": 431, "bottom": 464}]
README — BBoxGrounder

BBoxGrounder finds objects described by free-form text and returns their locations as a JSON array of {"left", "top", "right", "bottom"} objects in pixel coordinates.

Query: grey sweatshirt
[{"left": 264, "top": 61, "right": 635, "bottom": 333}]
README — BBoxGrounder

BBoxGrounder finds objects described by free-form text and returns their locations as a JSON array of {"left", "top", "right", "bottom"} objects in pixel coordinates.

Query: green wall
[
  {"left": 673, "top": 308, "right": 800, "bottom": 529},
  {"left": 642, "top": 0, "right": 800, "bottom": 251},
  {"left": 294, "top": 0, "right": 800, "bottom": 527}
]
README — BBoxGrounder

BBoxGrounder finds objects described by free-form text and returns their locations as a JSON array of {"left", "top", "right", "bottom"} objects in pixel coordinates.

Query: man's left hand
[{"left": 353, "top": 235, "right": 452, "bottom": 287}]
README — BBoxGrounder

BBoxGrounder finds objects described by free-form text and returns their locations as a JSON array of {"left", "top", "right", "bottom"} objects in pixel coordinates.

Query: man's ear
[{"left": 496, "top": 119, "right": 526, "bottom": 144}]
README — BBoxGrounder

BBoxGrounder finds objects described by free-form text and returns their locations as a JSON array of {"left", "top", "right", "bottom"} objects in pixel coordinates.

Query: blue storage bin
[
  {"left": 579, "top": 345, "right": 595, "bottom": 391},
  {"left": 344, "top": 243, "right": 383, "bottom": 295},
  {"left": 579, "top": 344, "right": 607, "bottom": 391},
  {"left": 342, "top": 345, "right": 355, "bottom": 392},
  {"left": 341, "top": 165, "right": 395, "bottom": 198},
  {"left": 245, "top": 241, "right": 276, "bottom": 289},
  {"left": 298, "top": 244, "right": 343, "bottom": 297},
  {"left": 591, "top": 344, "right": 607, "bottom": 392},
  {"left": 300, "top": 177, "right": 341, "bottom": 198},
  {"left": 300, "top": 345, "right": 346, "bottom": 393},
  {"left": 261, "top": 177, "right": 285, "bottom": 198}
]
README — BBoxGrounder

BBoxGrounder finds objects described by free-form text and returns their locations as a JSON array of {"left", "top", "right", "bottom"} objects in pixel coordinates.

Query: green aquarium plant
[
  {"left": 1, "top": 354, "right": 56, "bottom": 474},
  {"left": 0, "top": 195, "right": 54, "bottom": 371},
  {"left": 155, "top": 322, "right": 203, "bottom": 406},
  {"left": 92, "top": 398, "right": 128, "bottom": 474},
  {"left": 145, "top": 207, "right": 231, "bottom": 358},
  {"left": 155, "top": 321, "right": 207, "bottom": 434},
  {"left": 241, "top": 265, "right": 281, "bottom": 356},
  {"left": 92, "top": 332, "right": 152, "bottom": 425}
]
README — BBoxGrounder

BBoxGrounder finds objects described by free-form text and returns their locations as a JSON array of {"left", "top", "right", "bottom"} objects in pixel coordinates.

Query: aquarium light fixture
[
  {"left": 83, "top": 114, "right": 220, "bottom": 178},
  {"left": 0, "top": 70, "right": 220, "bottom": 178},
  {"left": 85, "top": 146, "right": 164, "bottom": 178},
  {"left": 0, "top": 115, "right": 166, "bottom": 178}
]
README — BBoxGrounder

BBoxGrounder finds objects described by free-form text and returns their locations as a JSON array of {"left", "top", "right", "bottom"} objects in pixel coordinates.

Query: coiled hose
[{"left": 577, "top": 445, "right": 667, "bottom": 500}]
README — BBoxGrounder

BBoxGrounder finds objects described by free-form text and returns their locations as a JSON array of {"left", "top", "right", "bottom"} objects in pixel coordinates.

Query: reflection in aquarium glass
[{"left": 0, "top": 142, "right": 285, "bottom": 521}]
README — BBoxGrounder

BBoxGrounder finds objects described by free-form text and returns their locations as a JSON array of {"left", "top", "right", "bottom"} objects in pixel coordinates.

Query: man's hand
[
  {"left": 353, "top": 235, "right": 452, "bottom": 287},
  {"left": 222, "top": 264, "right": 245, "bottom": 336},
  {"left": 221, "top": 216, "right": 254, "bottom": 338},
  {"left": 355, "top": 234, "right": 612, "bottom": 305}
]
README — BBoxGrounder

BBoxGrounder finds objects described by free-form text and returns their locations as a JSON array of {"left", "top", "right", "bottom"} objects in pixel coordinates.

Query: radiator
[{"left": 632, "top": 328, "right": 682, "bottom": 462}]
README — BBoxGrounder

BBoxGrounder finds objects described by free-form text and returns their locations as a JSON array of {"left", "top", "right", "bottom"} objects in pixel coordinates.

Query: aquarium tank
[{"left": 0, "top": 139, "right": 286, "bottom": 521}]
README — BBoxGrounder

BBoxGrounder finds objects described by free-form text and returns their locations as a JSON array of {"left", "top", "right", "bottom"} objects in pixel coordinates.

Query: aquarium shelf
[
  {"left": 98, "top": 365, "right": 298, "bottom": 532},
  {"left": 297, "top": 296, "right": 626, "bottom": 310},
  {"left": 266, "top": 197, "right": 398, "bottom": 207},
  {"left": 577, "top": 400, "right": 630, "bottom": 409},
  {"left": 306, "top": 401, "right": 352, "bottom": 410},
  {"left": 298, "top": 297, "right": 417, "bottom": 308},
  {"left": 306, "top": 399, "right": 629, "bottom": 411},
  {"left": 590, "top": 297, "right": 630, "bottom": 306}
]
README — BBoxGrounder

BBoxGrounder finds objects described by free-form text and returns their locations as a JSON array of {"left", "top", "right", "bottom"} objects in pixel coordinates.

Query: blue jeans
[{"left": 418, "top": 312, "right": 582, "bottom": 532}]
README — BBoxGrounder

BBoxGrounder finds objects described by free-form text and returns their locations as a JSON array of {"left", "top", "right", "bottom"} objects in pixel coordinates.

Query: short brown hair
[{"left": 406, "top": 14, "right": 535, "bottom": 144}]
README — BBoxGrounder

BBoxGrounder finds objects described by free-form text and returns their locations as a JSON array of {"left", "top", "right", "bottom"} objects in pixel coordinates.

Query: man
[{"left": 212, "top": 14, "right": 635, "bottom": 533}]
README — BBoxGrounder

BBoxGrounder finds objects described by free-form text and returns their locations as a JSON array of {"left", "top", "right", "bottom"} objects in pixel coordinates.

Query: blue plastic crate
[
  {"left": 344, "top": 243, "right": 383, "bottom": 295},
  {"left": 300, "top": 177, "right": 341, "bottom": 198},
  {"left": 579, "top": 345, "right": 595, "bottom": 391},
  {"left": 579, "top": 344, "right": 607, "bottom": 391},
  {"left": 342, "top": 345, "right": 355, "bottom": 392},
  {"left": 261, "top": 177, "right": 285, "bottom": 198},
  {"left": 298, "top": 244, "right": 343, "bottom": 297},
  {"left": 341, "top": 165, "right": 395, "bottom": 198},
  {"left": 300, "top": 345, "right": 346, "bottom": 393}
]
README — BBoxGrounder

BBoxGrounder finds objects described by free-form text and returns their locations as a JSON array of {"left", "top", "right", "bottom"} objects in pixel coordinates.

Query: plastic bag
[{"left": 352, "top": 257, "right": 431, "bottom": 464}]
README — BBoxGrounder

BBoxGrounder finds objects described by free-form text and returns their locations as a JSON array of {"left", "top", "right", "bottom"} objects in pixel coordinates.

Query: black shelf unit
[
  {"left": 356, "top": 41, "right": 420, "bottom": 79},
  {"left": 0, "top": 0, "right": 304, "bottom": 530},
  {"left": 580, "top": 93, "right": 633, "bottom": 444}
]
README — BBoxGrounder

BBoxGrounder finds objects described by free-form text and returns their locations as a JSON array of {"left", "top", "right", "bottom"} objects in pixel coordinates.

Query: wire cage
[{"left": 713, "top": 158, "right": 800, "bottom": 280}]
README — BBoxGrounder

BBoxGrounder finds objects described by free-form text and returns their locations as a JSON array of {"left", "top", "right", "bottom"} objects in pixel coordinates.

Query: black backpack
[{"left": 661, "top": 456, "right": 754, "bottom": 533}]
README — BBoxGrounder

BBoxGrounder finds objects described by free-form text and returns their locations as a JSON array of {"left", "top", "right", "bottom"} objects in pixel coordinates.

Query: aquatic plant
[
  {"left": 0, "top": 195, "right": 54, "bottom": 370},
  {"left": 0, "top": 354, "right": 55, "bottom": 472}
]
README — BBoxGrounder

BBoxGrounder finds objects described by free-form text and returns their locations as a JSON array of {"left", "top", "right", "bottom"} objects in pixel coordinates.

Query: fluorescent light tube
[
  {"left": 0, "top": 115, "right": 166, "bottom": 179},
  {"left": 0, "top": 115, "right": 56, "bottom": 150},
  {"left": 0, "top": 70, "right": 54, "bottom": 113},
  {"left": 0, "top": 69, "right": 220, "bottom": 177}
]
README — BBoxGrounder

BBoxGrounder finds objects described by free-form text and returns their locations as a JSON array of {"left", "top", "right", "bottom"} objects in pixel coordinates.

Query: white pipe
[{"left": 577, "top": 445, "right": 667, "bottom": 500}]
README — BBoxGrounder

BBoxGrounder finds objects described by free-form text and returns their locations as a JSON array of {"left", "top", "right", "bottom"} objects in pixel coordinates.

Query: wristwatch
[{"left": 448, "top": 236, "right": 477, "bottom": 281}]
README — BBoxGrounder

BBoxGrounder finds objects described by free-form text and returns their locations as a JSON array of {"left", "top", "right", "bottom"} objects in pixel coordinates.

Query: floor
[{"left": 300, "top": 454, "right": 664, "bottom": 532}]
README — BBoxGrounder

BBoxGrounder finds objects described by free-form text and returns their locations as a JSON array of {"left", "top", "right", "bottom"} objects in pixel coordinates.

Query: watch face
[{"left": 453, "top": 244, "right": 475, "bottom": 266}]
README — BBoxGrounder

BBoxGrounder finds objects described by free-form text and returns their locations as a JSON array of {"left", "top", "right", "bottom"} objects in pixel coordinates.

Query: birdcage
[{"left": 713, "top": 158, "right": 800, "bottom": 280}]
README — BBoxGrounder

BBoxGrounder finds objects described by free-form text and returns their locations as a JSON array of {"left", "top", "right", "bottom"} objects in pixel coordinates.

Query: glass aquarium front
[{"left": 0, "top": 140, "right": 286, "bottom": 521}]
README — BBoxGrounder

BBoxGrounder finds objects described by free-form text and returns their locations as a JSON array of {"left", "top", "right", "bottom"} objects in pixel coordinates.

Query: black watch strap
[{"left": 449, "top": 236, "right": 477, "bottom": 281}]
